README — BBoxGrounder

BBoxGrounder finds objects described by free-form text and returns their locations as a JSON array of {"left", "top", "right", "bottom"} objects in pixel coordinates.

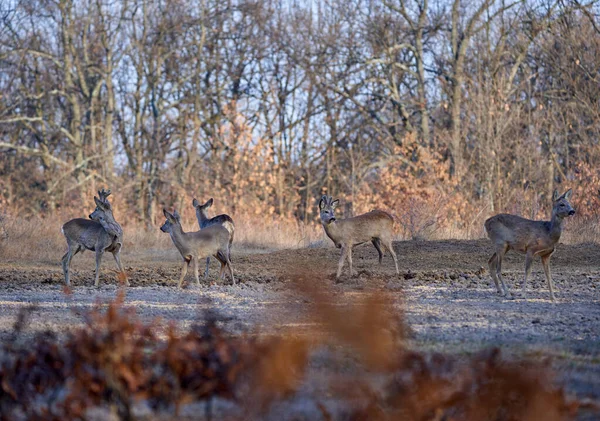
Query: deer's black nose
[
  {"left": 569, "top": 210, "right": 575, "bottom": 216},
  {"left": 89, "top": 214, "right": 93, "bottom": 219}
]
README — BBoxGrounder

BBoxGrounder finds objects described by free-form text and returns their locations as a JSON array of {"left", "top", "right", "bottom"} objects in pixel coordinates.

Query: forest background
[{"left": 2, "top": 0, "right": 600, "bottom": 252}]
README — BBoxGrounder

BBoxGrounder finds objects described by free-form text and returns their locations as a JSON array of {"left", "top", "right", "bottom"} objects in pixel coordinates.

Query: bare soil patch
[{"left": 0, "top": 239, "right": 599, "bottom": 418}]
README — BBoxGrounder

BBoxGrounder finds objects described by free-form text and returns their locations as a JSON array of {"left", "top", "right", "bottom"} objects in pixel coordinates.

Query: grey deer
[
  {"left": 90, "top": 188, "right": 120, "bottom": 236},
  {"left": 319, "top": 195, "right": 399, "bottom": 278},
  {"left": 160, "top": 209, "right": 234, "bottom": 287},
  {"left": 485, "top": 189, "right": 575, "bottom": 301},
  {"left": 61, "top": 189, "right": 127, "bottom": 287},
  {"left": 192, "top": 198, "right": 235, "bottom": 279}
]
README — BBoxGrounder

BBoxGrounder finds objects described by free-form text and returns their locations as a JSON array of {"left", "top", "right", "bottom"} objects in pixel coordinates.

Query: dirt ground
[{"left": 0, "top": 239, "right": 599, "bottom": 418}]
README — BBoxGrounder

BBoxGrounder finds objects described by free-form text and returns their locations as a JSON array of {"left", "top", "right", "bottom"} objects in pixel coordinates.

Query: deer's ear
[
  {"left": 163, "top": 208, "right": 173, "bottom": 220},
  {"left": 319, "top": 196, "right": 327, "bottom": 210},
  {"left": 206, "top": 198, "right": 214, "bottom": 208},
  {"left": 331, "top": 199, "right": 339, "bottom": 209},
  {"left": 192, "top": 198, "right": 199, "bottom": 208},
  {"left": 94, "top": 196, "right": 104, "bottom": 208},
  {"left": 563, "top": 189, "right": 573, "bottom": 201},
  {"left": 173, "top": 210, "right": 181, "bottom": 221},
  {"left": 552, "top": 189, "right": 559, "bottom": 202}
]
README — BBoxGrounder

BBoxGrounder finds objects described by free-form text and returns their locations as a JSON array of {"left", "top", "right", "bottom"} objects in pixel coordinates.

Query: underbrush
[{"left": 0, "top": 274, "right": 594, "bottom": 420}]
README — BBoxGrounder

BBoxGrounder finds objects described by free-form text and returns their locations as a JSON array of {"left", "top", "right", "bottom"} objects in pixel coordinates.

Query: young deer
[
  {"left": 160, "top": 209, "right": 234, "bottom": 287},
  {"left": 192, "top": 198, "right": 235, "bottom": 279},
  {"left": 61, "top": 195, "right": 127, "bottom": 287},
  {"left": 319, "top": 195, "right": 399, "bottom": 278},
  {"left": 485, "top": 189, "right": 575, "bottom": 301}
]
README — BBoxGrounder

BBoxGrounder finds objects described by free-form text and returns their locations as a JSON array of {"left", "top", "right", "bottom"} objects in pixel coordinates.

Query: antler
[{"left": 98, "top": 188, "right": 112, "bottom": 203}]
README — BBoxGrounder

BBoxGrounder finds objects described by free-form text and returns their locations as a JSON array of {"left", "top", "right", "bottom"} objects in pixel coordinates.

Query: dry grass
[
  {"left": 0, "top": 212, "right": 323, "bottom": 263},
  {"left": 230, "top": 213, "right": 322, "bottom": 250},
  {"left": 0, "top": 205, "right": 596, "bottom": 265},
  {"left": 562, "top": 215, "right": 600, "bottom": 245},
  {"left": 0, "top": 214, "right": 66, "bottom": 263}
]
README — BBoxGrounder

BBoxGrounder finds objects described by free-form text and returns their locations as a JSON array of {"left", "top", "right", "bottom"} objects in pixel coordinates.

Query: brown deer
[
  {"left": 192, "top": 198, "right": 235, "bottom": 279},
  {"left": 61, "top": 194, "right": 127, "bottom": 287},
  {"left": 485, "top": 189, "right": 575, "bottom": 301},
  {"left": 160, "top": 209, "right": 234, "bottom": 287},
  {"left": 319, "top": 195, "right": 399, "bottom": 278}
]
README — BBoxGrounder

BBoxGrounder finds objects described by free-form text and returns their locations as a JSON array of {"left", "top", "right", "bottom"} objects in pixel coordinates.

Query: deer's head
[
  {"left": 319, "top": 195, "right": 339, "bottom": 224},
  {"left": 89, "top": 196, "right": 114, "bottom": 223},
  {"left": 161, "top": 209, "right": 182, "bottom": 233},
  {"left": 552, "top": 189, "right": 575, "bottom": 219},
  {"left": 192, "top": 198, "right": 213, "bottom": 218}
]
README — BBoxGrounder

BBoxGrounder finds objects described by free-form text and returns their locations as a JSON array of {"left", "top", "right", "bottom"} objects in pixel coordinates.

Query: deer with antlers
[
  {"left": 61, "top": 188, "right": 128, "bottom": 287},
  {"left": 319, "top": 195, "right": 399, "bottom": 279}
]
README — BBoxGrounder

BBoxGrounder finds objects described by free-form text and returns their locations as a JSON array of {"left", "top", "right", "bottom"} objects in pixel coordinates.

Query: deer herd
[{"left": 61, "top": 188, "right": 576, "bottom": 301}]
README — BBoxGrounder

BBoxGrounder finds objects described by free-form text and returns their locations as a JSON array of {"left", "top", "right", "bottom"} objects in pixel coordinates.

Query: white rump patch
[{"left": 223, "top": 221, "right": 235, "bottom": 236}]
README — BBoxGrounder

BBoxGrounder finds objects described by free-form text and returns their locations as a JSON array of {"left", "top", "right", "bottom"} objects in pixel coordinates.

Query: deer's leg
[
  {"left": 347, "top": 245, "right": 354, "bottom": 277},
  {"left": 94, "top": 249, "right": 104, "bottom": 287},
  {"left": 224, "top": 247, "right": 234, "bottom": 282},
  {"left": 62, "top": 244, "right": 81, "bottom": 286},
  {"left": 382, "top": 239, "right": 399, "bottom": 274},
  {"left": 221, "top": 253, "right": 227, "bottom": 280},
  {"left": 522, "top": 251, "right": 534, "bottom": 298},
  {"left": 61, "top": 251, "right": 70, "bottom": 286},
  {"left": 496, "top": 245, "right": 511, "bottom": 298},
  {"left": 226, "top": 254, "right": 235, "bottom": 285},
  {"left": 112, "top": 249, "right": 129, "bottom": 287},
  {"left": 218, "top": 260, "right": 226, "bottom": 280},
  {"left": 336, "top": 246, "right": 347, "bottom": 279},
  {"left": 541, "top": 253, "right": 556, "bottom": 301},
  {"left": 372, "top": 239, "right": 383, "bottom": 264},
  {"left": 214, "top": 251, "right": 227, "bottom": 280},
  {"left": 178, "top": 258, "right": 190, "bottom": 289},
  {"left": 488, "top": 253, "right": 502, "bottom": 294},
  {"left": 193, "top": 257, "right": 201, "bottom": 286},
  {"left": 204, "top": 257, "right": 210, "bottom": 280}
]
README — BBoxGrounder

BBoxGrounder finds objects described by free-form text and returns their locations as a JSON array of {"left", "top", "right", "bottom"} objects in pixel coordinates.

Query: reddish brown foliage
[
  {"left": 240, "top": 335, "right": 311, "bottom": 413},
  {"left": 0, "top": 293, "right": 248, "bottom": 419},
  {"left": 354, "top": 348, "right": 580, "bottom": 421},
  {"left": 0, "top": 278, "right": 593, "bottom": 420},
  {"left": 290, "top": 274, "right": 585, "bottom": 421}
]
